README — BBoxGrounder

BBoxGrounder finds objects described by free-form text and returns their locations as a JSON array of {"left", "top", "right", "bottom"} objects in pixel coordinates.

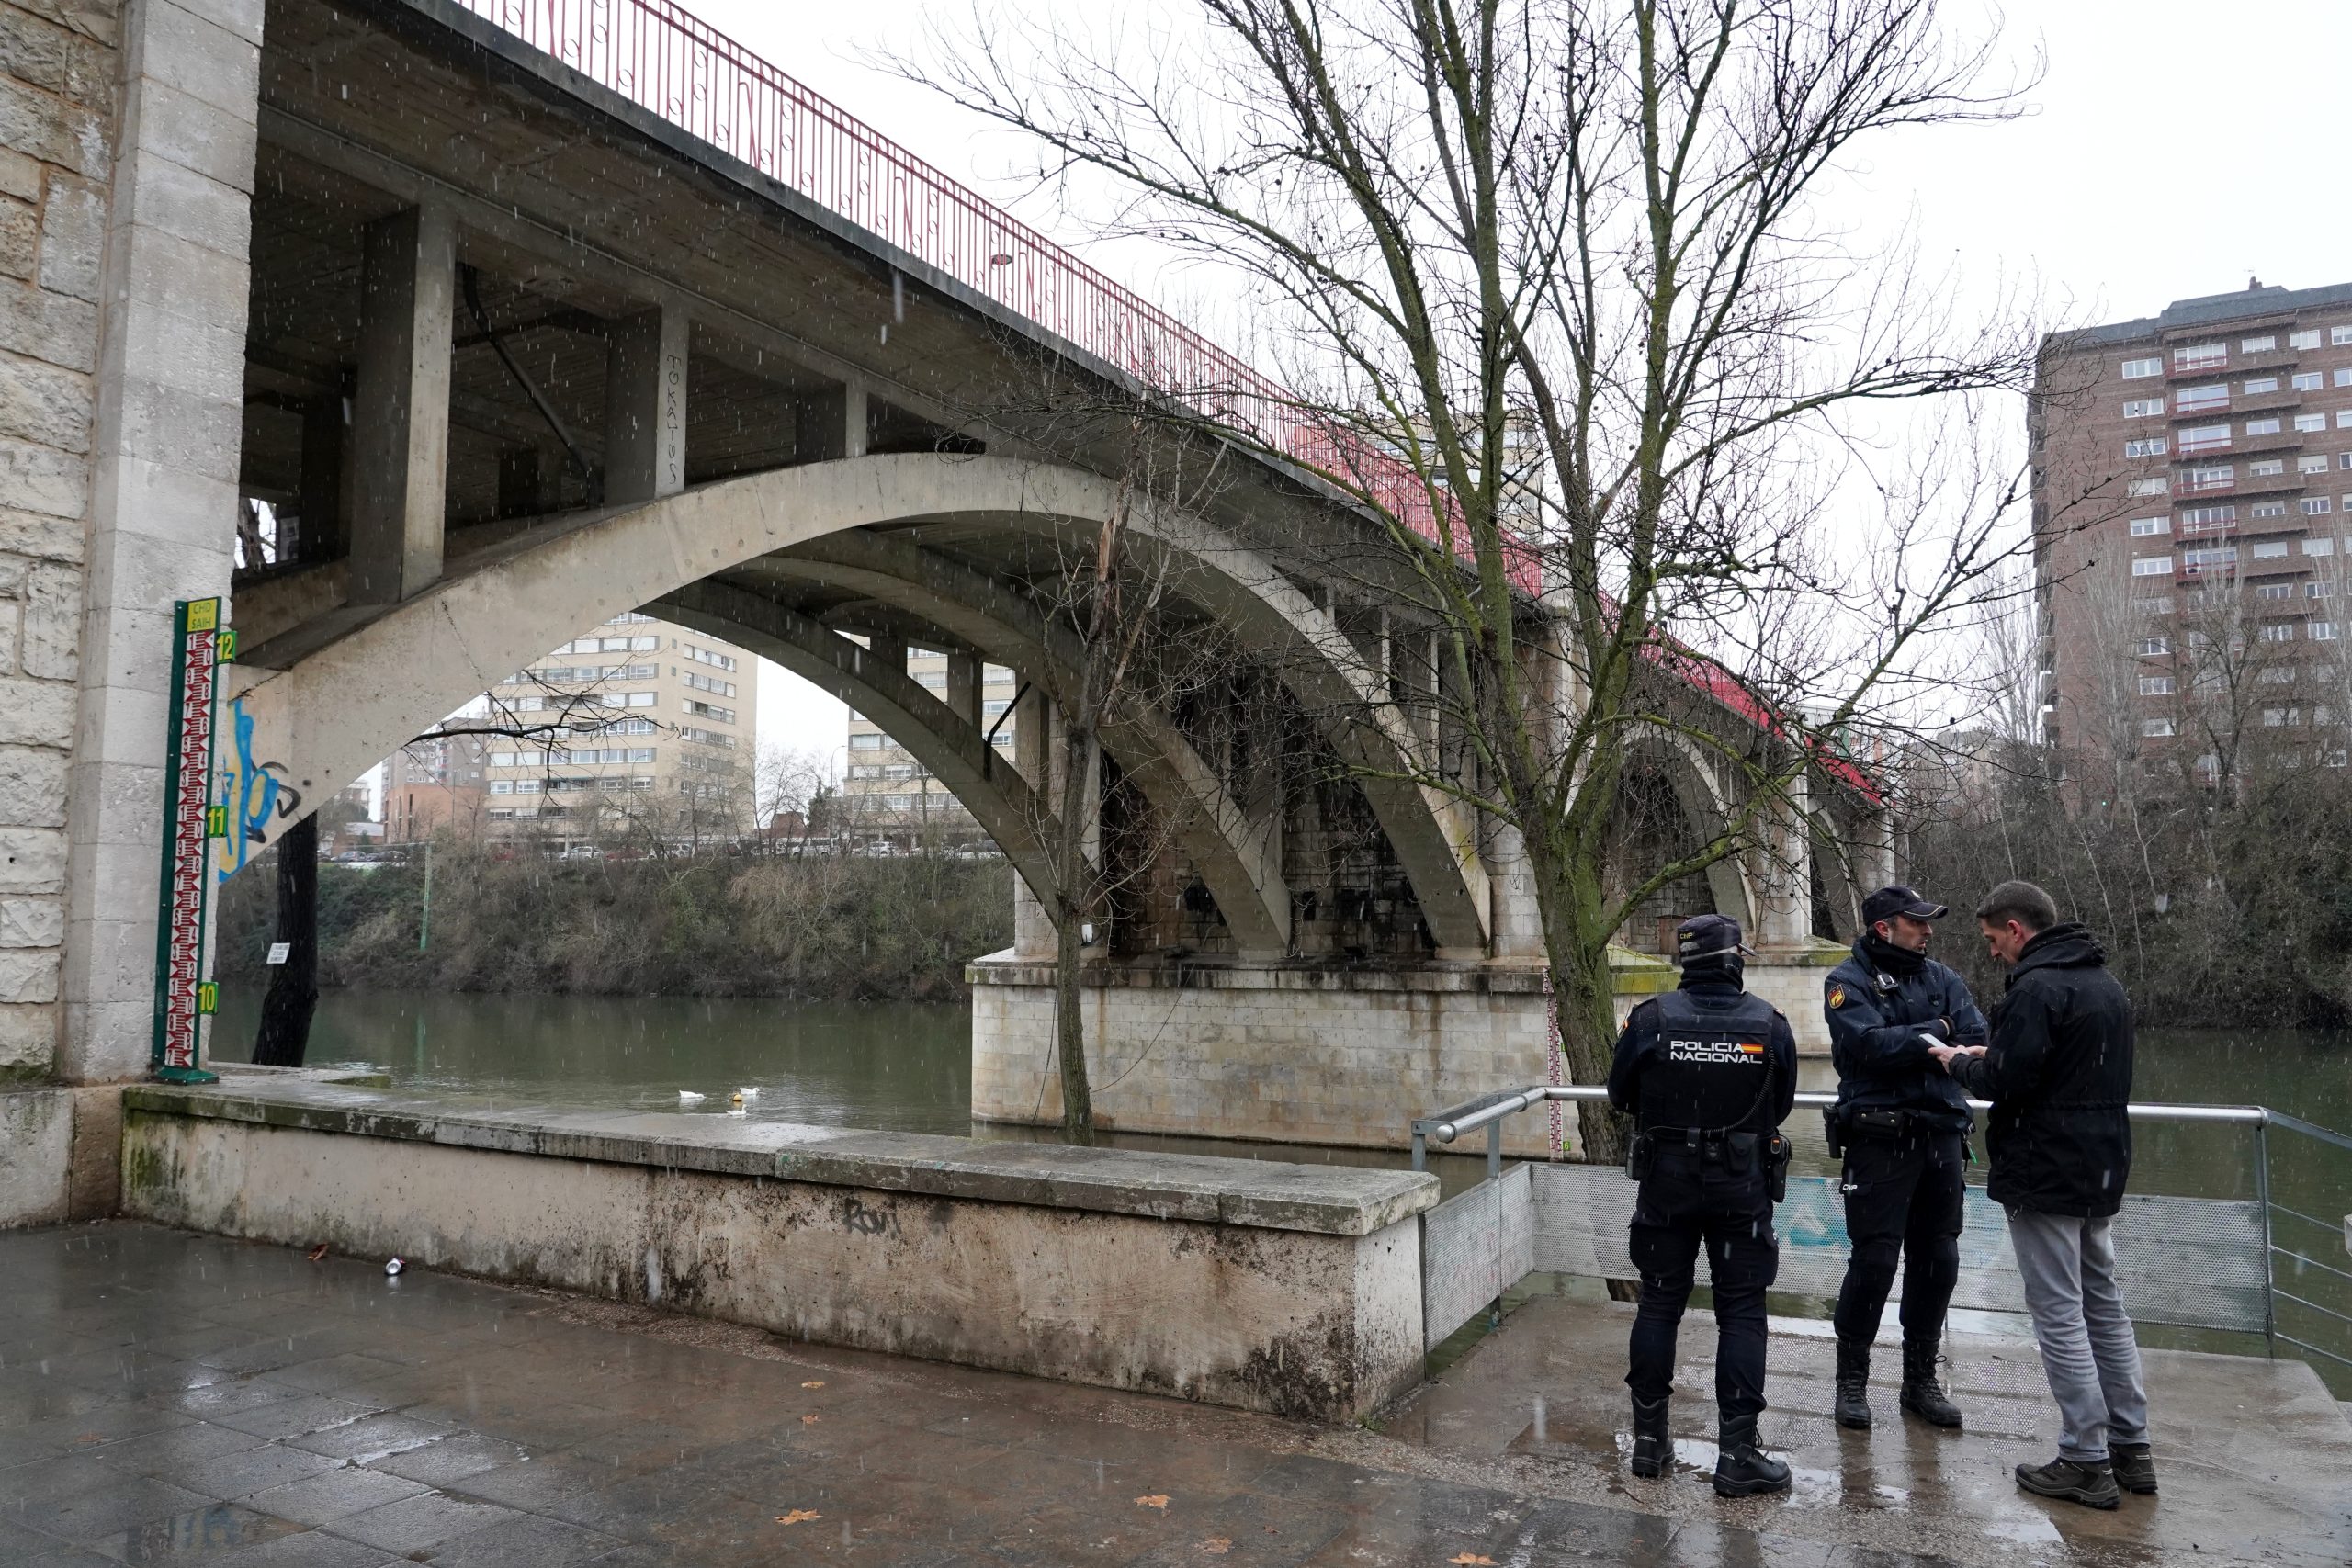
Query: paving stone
[
  {"left": 240, "top": 1466, "right": 432, "bottom": 1529},
  {"left": 11, "top": 1473, "right": 213, "bottom": 1543},
  {"left": 160, "top": 1441, "right": 345, "bottom": 1502},
  {"left": 319, "top": 1491, "right": 519, "bottom": 1555},
  {"left": 75, "top": 1501, "right": 306, "bottom": 1563}
]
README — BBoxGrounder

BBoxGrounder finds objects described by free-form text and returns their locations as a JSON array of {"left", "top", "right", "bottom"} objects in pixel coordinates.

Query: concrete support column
[
  {"left": 349, "top": 204, "right": 455, "bottom": 604},
  {"left": 602, "top": 306, "right": 688, "bottom": 504},
  {"left": 1856, "top": 802, "right": 1898, "bottom": 901},
  {"left": 1484, "top": 820, "right": 1545, "bottom": 960},
  {"left": 1012, "top": 684, "right": 1053, "bottom": 956},
  {"left": 796, "top": 381, "right": 867, "bottom": 461},
  {"left": 944, "top": 650, "right": 981, "bottom": 730},
  {"left": 61, "top": 0, "right": 264, "bottom": 1085},
  {"left": 297, "top": 392, "right": 347, "bottom": 562},
  {"left": 1753, "top": 774, "right": 1814, "bottom": 952}
]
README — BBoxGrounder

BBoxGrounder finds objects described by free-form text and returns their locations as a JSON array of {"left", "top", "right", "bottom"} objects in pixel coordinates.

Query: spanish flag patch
[{"left": 1826, "top": 985, "right": 1848, "bottom": 1009}]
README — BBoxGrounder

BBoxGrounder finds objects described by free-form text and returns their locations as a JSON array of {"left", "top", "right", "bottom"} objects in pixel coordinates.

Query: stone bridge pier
[{"left": 0, "top": 0, "right": 1893, "bottom": 1224}]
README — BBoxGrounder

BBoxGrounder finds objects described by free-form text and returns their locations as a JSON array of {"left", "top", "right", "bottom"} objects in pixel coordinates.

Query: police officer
[
  {"left": 1609, "top": 913, "right": 1799, "bottom": 1497},
  {"left": 1824, "top": 885, "right": 1988, "bottom": 1432}
]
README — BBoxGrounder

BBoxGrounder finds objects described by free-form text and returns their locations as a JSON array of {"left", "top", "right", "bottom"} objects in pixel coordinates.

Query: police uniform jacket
[
  {"left": 1607, "top": 974, "right": 1799, "bottom": 1144},
  {"left": 1826, "top": 940, "right": 1987, "bottom": 1136}
]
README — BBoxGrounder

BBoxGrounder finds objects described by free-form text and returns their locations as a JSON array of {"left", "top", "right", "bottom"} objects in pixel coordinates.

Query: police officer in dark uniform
[
  {"left": 1823, "top": 885, "right": 1988, "bottom": 1432},
  {"left": 1609, "top": 913, "right": 1799, "bottom": 1497}
]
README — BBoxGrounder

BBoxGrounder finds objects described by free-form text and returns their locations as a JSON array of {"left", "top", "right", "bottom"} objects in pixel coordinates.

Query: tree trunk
[
  {"left": 1052, "top": 904, "right": 1093, "bottom": 1145},
  {"left": 251, "top": 814, "right": 320, "bottom": 1068}
]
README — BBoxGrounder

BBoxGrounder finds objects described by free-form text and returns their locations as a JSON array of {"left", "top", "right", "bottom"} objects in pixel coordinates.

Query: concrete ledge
[
  {"left": 119, "top": 1080, "right": 1438, "bottom": 1420},
  {"left": 124, "top": 1079, "right": 1434, "bottom": 1236}
]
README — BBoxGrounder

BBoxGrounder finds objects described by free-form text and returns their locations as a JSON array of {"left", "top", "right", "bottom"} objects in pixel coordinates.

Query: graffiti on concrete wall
[{"left": 216, "top": 694, "right": 301, "bottom": 885}]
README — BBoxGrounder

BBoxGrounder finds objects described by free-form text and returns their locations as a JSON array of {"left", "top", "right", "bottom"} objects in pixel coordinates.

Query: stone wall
[
  {"left": 969, "top": 946, "right": 1843, "bottom": 1155},
  {"left": 0, "top": 0, "right": 117, "bottom": 1083}
]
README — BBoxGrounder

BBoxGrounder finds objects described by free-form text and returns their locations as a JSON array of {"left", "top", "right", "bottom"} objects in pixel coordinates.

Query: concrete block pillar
[
  {"left": 944, "top": 650, "right": 981, "bottom": 730},
  {"left": 1856, "top": 803, "right": 1898, "bottom": 901},
  {"left": 797, "top": 381, "right": 868, "bottom": 461},
  {"left": 1484, "top": 819, "right": 1545, "bottom": 960},
  {"left": 62, "top": 0, "right": 263, "bottom": 1084},
  {"left": 1012, "top": 685, "right": 1054, "bottom": 956},
  {"left": 349, "top": 204, "right": 455, "bottom": 604},
  {"left": 602, "top": 306, "right": 688, "bottom": 504},
  {"left": 1753, "top": 775, "right": 1814, "bottom": 951},
  {"left": 297, "top": 393, "right": 348, "bottom": 563}
]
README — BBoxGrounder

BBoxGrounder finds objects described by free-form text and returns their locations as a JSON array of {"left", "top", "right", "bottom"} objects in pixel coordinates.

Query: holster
[
  {"left": 1766, "top": 1134, "right": 1792, "bottom": 1203},
  {"left": 1822, "top": 1105, "right": 1845, "bottom": 1159},
  {"left": 1625, "top": 1131, "right": 1655, "bottom": 1182}
]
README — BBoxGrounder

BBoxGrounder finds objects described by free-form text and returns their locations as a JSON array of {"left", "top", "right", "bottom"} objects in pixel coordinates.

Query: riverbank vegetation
[{"left": 217, "top": 841, "right": 1012, "bottom": 1001}]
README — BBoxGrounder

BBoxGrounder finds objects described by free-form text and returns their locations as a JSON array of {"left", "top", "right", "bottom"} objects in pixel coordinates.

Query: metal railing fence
[{"left": 1410, "top": 1085, "right": 2352, "bottom": 1388}]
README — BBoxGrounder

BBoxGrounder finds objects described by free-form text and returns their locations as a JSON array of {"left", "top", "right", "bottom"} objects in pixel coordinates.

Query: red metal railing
[{"left": 451, "top": 0, "right": 1529, "bottom": 582}]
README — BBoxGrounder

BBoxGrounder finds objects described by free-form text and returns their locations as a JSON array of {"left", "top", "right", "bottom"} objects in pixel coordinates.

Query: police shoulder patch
[{"left": 1826, "top": 984, "right": 1848, "bottom": 1010}]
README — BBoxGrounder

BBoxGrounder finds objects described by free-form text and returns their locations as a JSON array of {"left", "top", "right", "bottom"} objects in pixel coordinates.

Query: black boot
[
  {"left": 1832, "top": 1338, "right": 1872, "bottom": 1430},
  {"left": 2109, "top": 1442, "right": 2157, "bottom": 1495},
  {"left": 1899, "top": 1338, "right": 1962, "bottom": 1428},
  {"left": 1713, "top": 1416, "right": 1792, "bottom": 1497},
  {"left": 1630, "top": 1395, "right": 1670, "bottom": 1479}
]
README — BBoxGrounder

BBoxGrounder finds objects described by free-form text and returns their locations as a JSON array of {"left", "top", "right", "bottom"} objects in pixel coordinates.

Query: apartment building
[
  {"left": 481, "top": 612, "right": 760, "bottom": 840},
  {"left": 384, "top": 732, "right": 490, "bottom": 843},
  {"left": 2033, "top": 280, "right": 2352, "bottom": 776},
  {"left": 841, "top": 648, "right": 1018, "bottom": 835}
]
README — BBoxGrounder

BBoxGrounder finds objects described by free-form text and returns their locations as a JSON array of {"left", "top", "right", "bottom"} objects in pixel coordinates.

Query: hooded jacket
[{"left": 1951, "top": 923, "right": 2135, "bottom": 1217}]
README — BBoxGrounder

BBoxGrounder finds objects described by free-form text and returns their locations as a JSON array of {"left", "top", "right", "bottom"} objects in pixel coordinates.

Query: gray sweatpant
[{"left": 2007, "top": 1208, "right": 2151, "bottom": 1461}]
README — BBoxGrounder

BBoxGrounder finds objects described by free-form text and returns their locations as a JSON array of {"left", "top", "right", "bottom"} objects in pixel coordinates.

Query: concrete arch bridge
[{"left": 22, "top": 0, "right": 1892, "bottom": 1165}]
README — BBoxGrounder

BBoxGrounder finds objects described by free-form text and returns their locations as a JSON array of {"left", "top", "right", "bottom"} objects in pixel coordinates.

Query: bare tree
[{"left": 910, "top": 0, "right": 2042, "bottom": 1157}]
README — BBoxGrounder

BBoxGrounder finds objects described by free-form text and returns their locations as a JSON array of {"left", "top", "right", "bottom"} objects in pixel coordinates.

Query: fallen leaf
[
  {"left": 801, "top": 1381, "right": 825, "bottom": 1389},
  {"left": 1448, "top": 1556, "right": 1497, "bottom": 1566},
  {"left": 775, "top": 1509, "right": 821, "bottom": 1526},
  {"left": 1136, "top": 1495, "right": 1170, "bottom": 1510},
  {"left": 1199, "top": 1540, "right": 1231, "bottom": 1555},
  {"left": 801, "top": 1414, "right": 821, "bottom": 1426},
  {"left": 306, "top": 1244, "right": 328, "bottom": 1262}
]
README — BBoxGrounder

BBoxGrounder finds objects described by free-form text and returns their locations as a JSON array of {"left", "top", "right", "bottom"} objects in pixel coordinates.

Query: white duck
[{"left": 677, "top": 1089, "right": 707, "bottom": 1105}]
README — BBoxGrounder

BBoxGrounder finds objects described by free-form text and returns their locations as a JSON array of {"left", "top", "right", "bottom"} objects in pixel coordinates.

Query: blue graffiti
[{"left": 219, "top": 697, "right": 301, "bottom": 883}]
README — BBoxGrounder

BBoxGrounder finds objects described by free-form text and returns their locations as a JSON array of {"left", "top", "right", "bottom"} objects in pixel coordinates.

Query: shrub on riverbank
[{"left": 217, "top": 842, "right": 1012, "bottom": 1001}]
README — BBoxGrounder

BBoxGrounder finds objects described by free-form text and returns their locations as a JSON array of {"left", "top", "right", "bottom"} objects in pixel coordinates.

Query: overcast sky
[{"left": 718, "top": 0, "right": 2352, "bottom": 770}]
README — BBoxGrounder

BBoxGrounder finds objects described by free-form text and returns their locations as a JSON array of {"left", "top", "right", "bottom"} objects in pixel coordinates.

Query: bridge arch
[{"left": 226, "top": 454, "right": 1472, "bottom": 946}]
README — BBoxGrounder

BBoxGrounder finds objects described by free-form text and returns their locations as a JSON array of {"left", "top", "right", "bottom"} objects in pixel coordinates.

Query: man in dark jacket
[
  {"left": 1935, "top": 880, "right": 2153, "bottom": 1512},
  {"left": 1823, "top": 885, "right": 1987, "bottom": 1432},
  {"left": 1608, "top": 914, "right": 1799, "bottom": 1499}
]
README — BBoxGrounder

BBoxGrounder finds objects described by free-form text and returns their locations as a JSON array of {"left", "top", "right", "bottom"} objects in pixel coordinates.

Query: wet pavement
[
  {"left": 0, "top": 1225, "right": 2338, "bottom": 1567},
  {"left": 1395, "top": 1278, "right": 2352, "bottom": 1568}
]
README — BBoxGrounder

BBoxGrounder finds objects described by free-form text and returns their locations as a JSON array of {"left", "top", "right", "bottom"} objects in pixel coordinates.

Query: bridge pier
[{"left": 350, "top": 203, "right": 454, "bottom": 604}]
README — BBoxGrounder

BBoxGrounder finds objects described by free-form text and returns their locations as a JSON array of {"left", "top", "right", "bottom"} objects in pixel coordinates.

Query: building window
[
  {"left": 2250, "top": 459, "right": 2286, "bottom": 478},
  {"left": 2121, "top": 356, "right": 2163, "bottom": 379},
  {"left": 2301, "top": 455, "right": 2331, "bottom": 475},
  {"left": 848, "top": 733, "right": 883, "bottom": 750},
  {"left": 2305, "top": 537, "right": 2335, "bottom": 556},
  {"left": 2122, "top": 398, "right": 2165, "bottom": 418},
  {"left": 2262, "top": 707, "right": 2298, "bottom": 727},
  {"left": 2292, "top": 371, "right": 2325, "bottom": 392},
  {"left": 2302, "top": 498, "right": 2334, "bottom": 515},
  {"left": 2314, "top": 622, "right": 2341, "bottom": 641},
  {"left": 2252, "top": 540, "right": 2291, "bottom": 559},
  {"left": 2127, "top": 478, "right": 2168, "bottom": 496},
  {"left": 2310, "top": 581, "right": 2337, "bottom": 599},
  {"left": 2341, "top": 453, "right": 2352, "bottom": 471},
  {"left": 2294, "top": 412, "right": 2326, "bottom": 433},
  {"left": 2178, "top": 503, "right": 2237, "bottom": 532},
  {"left": 2182, "top": 466, "right": 2233, "bottom": 493},
  {"left": 2136, "top": 637, "right": 2170, "bottom": 656},
  {"left": 2176, "top": 383, "right": 2228, "bottom": 412},
  {"left": 2138, "top": 675, "right": 2174, "bottom": 695},
  {"left": 2242, "top": 335, "right": 2278, "bottom": 354},
  {"left": 2259, "top": 624, "right": 2298, "bottom": 643},
  {"left": 2338, "top": 410, "right": 2352, "bottom": 428},
  {"left": 684, "top": 645, "right": 740, "bottom": 672},
  {"left": 2244, "top": 376, "right": 2280, "bottom": 394},
  {"left": 2256, "top": 583, "right": 2294, "bottom": 600},
  {"left": 2247, "top": 500, "right": 2287, "bottom": 518},
  {"left": 2245, "top": 417, "right": 2282, "bottom": 436},
  {"left": 2178, "top": 425, "right": 2228, "bottom": 453},
  {"left": 2289, "top": 330, "right": 2322, "bottom": 351},
  {"left": 2181, "top": 547, "right": 2239, "bottom": 572},
  {"left": 488, "top": 780, "right": 513, "bottom": 795},
  {"left": 2175, "top": 344, "right": 2227, "bottom": 372},
  {"left": 2130, "top": 556, "right": 2171, "bottom": 577},
  {"left": 2123, "top": 437, "right": 2167, "bottom": 458},
  {"left": 2260, "top": 665, "right": 2299, "bottom": 682},
  {"left": 2129, "top": 516, "right": 2167, "bottom": 536},
  {"left": 2142, "top": 718, "right": 2176, "bottom": 737},
  {"left": 2134, "top": 595, "right": 2174, "bottom": 615}
]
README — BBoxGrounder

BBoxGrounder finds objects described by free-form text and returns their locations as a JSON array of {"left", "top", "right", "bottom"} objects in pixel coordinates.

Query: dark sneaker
[
  {"left": 2016, "top": 1457, "right": 2120, "bottom": 1510},
  {"left": 2109, "top": 1443, "right": 2157, "bottom": 1495}
]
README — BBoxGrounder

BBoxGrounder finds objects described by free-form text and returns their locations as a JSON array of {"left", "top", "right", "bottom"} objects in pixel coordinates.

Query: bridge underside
[{"left": 16, "top": 0, "right": 1888, "bottom": 1165}]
